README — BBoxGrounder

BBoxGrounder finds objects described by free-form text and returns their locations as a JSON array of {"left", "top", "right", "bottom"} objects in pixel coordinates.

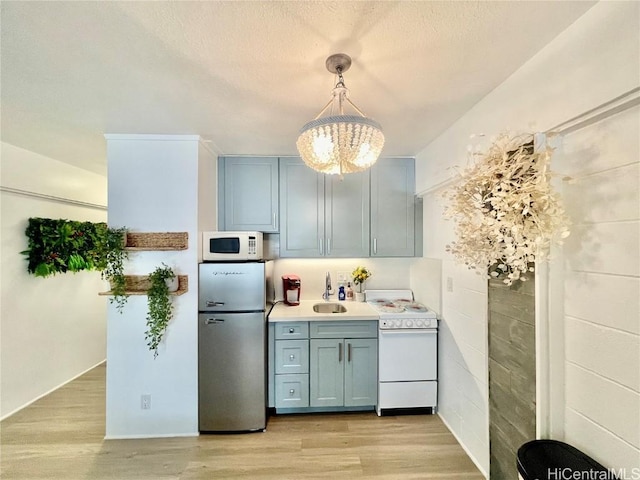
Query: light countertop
[{"left": 268, "top": 300, "right": 379, "bottom": 322}]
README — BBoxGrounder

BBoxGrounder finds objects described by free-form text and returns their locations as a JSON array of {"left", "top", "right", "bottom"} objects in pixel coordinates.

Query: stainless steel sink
[{"left": 313, "top": 303, "right": 347, "bottom": 314}]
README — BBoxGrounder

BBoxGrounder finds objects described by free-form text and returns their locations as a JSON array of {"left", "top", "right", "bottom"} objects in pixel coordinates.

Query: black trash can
[{"left": 517, "top": 440, "right": 618, "bottom": 480}]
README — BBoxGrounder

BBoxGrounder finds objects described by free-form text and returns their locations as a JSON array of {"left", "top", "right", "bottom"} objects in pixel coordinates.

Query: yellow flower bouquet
[{"left": 351, "top": 266, "right": 371, "bottom": 293}]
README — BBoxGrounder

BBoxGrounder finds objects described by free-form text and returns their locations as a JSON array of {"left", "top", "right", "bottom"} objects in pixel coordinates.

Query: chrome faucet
[{"left": 322, "top": 271, "right": 333, "bottom": 300}]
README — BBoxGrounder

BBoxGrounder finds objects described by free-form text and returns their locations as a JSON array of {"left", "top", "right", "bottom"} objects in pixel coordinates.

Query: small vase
[
  {"left": 355, "top": 292, "right": 366, "bottom": 302},
  {"left": 165, "top": 276, "right": 179, "bottom": 292}
]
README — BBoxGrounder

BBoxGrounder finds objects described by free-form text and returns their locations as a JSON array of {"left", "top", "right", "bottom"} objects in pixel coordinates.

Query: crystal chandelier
[{"left": 296, "top": 53, "right": 385, "bottom": 175}]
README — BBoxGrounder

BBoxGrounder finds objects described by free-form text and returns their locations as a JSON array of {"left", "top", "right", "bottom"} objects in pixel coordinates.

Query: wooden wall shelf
[
  {"left": 99, "top": 275, "right": 188, "bottom": 296},
  {"left": 124, "top": 232, "right": 188, "bottom": 251}
]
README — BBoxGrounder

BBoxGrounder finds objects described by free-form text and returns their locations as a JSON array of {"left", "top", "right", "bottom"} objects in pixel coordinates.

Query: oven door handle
[{"left": 379, "top": 329, "right": 437, "bottom": 335}]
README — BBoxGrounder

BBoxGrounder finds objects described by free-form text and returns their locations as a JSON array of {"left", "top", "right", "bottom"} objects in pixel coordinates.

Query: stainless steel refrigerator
[{"left": 198, "top": 261, "right": 267, "bottom": 432}]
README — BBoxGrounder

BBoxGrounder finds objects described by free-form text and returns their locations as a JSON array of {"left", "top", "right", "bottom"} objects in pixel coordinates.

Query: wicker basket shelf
[
  {"left": 99, "top": 275, "right": 188, "bottom": 296},
  {"left": 124, "top": 232, "right": 188, "bottom": 251}
]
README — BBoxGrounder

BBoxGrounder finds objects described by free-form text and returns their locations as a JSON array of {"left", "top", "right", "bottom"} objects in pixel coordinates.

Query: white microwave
[{"left": 202, "top": 231, "right": 264, "bottom": 261}]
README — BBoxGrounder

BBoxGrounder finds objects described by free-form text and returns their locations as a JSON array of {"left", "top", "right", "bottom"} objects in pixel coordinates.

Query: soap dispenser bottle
[
  {"left": 346, "top": 282, "right": 354, "bottom": 301},
  {"left": 338, "top": 284, "right": 346, "bottom": 301}
]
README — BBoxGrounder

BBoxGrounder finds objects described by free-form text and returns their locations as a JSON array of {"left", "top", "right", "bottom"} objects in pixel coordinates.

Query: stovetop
[{"left": 365, "top": 289, "right": 437, "bottom": 326}]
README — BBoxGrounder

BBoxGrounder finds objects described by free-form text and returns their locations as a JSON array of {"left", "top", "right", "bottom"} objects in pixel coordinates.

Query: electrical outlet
[
  {"left": 141, "top": 394, "right": 151, "bottom": 410},
  {"left": 446, "top": 277, "right": 454, "bottom": 293},
  {"left": 337, "top": 271, "right": 348, "bottom": 284}
]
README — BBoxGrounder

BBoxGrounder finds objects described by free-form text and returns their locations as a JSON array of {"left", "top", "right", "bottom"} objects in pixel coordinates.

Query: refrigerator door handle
[
  {"left": 204, "top": 318, "right": 225, "bottom": 325},
  {"left": 206, "top": 301, "right": 225, "bottom": 307}
]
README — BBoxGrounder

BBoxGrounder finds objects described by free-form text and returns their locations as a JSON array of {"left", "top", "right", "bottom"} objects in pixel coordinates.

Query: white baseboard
[
  {"left": 104, "top": 432, "right": 199, "bottom": 440},
  {"left": 438, "top": 412, "right": 489, "bottom": 479},
  {"left": 1, "top": 359, "right": 106, "bottom": 421}
]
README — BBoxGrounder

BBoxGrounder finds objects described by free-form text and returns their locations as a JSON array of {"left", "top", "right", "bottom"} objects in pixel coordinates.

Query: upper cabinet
[
  {"left": 218, "top": 156, "right": 417, "bottom": 258},
  {"left": 279, "top": 157, "right": 370, "bottom": 258},
  {"left": 370, "top": 158, "right": 415, "bottom": 257},
  {"left": 218, "top": 157, "right": 279, "bottom": 232}
]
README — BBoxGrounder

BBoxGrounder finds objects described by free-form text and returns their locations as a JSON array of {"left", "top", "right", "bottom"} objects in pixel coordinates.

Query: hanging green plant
[
  {"left": 99, "top": 227, "right": 129, "bottom": 312},
  {"left": 145, "top": 263, "right": 176, "bottom": 358}
]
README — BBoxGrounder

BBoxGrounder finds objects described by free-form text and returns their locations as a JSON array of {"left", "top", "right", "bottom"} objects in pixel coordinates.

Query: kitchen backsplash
[{"left": 270, "top": 257, "right": 414, "bottom": 302}]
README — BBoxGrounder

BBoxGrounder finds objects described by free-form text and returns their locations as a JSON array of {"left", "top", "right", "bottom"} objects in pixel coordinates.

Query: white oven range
[{"left": 366, "top": 289, "right": 438, "bottom": 416}]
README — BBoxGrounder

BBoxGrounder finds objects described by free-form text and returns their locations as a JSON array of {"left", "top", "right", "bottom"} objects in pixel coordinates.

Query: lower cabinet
[
  {"left": 273, "top": 323, "right": 310, "bottom": 409},
  {"left": 309, "top": 338, "right": 378, "bottom": 407},
  {"left": 270, "top": 320, "right": 378, "bottom": 413},
  {"left": 275, "top": 373, "right": 309, "bottom": 409}
]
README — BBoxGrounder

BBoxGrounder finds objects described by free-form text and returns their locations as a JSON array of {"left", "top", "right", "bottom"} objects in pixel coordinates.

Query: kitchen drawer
[
  {"left": 274, "top": 321, "right": 309, "bottom": 340},
  {"left": 275, "top": 340, "right": 309, "bottom": 374},
  {"left": 379, "top": 381, "right": 437, "bottom": 409},
  {"left": 275, "top": 374, "right": 309, "bottom": 408},
  {"left": 310, "top": 321, "right": 378, "bottom": 339}
]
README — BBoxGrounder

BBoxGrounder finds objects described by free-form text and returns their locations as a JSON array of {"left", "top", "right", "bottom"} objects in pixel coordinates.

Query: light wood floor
[{"left": 1, "top": 363, "right": 484, "bottom": 479}]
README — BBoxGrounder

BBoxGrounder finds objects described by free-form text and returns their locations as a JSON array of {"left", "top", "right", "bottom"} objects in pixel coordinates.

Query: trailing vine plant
[
  {"left": 145, "top": 263, "right": 176, "bottom": 358},
  {"left": 443, "top": 132, "right": 570, "bottom": 285},
  {"left": 98, "top": 227, "right": 129, "bottom": 312}
]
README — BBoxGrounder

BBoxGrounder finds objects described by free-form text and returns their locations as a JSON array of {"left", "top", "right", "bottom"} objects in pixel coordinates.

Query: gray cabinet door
[
  {"left": 370, "top": 158, "right": 415, "bottom": 257},
  {"left": 344, "top": 338, "right": 378, "bottom": 407},
  {"left": 279, "top": 158, "right": 324, "bottom": 257},
  {"left": 222, "top": 157, "right": 279, "bottom": 232},
  {"left": 309, "top": 339, "right": 344, "bottom": 407},
  {"left": 280, "top": 157, "right": 370, "bottom": 258},
  {"left": 325, "top": 171, "right": 370, "bottom": 257}
]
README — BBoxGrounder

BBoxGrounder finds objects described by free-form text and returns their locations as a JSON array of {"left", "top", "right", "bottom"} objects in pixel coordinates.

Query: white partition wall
[{"left": 105, "top": 134, "right": 215, "bottom": 438}]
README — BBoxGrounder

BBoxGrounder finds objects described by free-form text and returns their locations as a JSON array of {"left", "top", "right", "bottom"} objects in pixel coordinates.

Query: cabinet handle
[
  {"left": 348, "top": 343, "right": 352, "bottom": 362},
  {"left": 289, "top": 328, "right": 295, "bottom": 334},
  {"left": 373, "top": 238, "right": 377, "bottom": 255},
  {"left": 319, "top": 238, "right": 323, "bottom": 255},
  {"left": 289, "top": 354, "right": 295, "bottom": 361},
  {"left": 338, "top": 342, "right": 343, "bottom": 362},
  {"left": 273, "top": 212, "right": 277, "bottom": 229},
  {"left": 327, "top": 237, "right": 331, "bottom": 255},
  {"left": 289, "top": 389, "right": 295, "bottom": 396}
]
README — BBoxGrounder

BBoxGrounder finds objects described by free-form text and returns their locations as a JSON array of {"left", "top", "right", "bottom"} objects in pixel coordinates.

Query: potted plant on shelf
[
  {"left": 145, "top": 263, "right": 177, "bottom": 358},
  {"left": 351, "top": 266, "right": 372, "bottom": 302}
]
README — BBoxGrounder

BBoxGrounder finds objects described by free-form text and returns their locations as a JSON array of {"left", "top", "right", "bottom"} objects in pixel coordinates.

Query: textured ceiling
[{"left": 1, "top": 1, "right": 596, "bottom": 175}]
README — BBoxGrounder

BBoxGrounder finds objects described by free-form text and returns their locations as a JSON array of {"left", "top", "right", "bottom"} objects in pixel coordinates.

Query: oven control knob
[
  {"left": 405, "top": 319, "right": 413, "bottom": 327},
  {"left": 415, "top": 319, "right": 424, "bottom": 328}
]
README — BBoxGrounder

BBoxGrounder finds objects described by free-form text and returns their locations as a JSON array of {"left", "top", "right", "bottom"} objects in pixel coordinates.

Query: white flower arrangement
[{"left": 443, "top": 132, "right": 570, "bottom": 285}]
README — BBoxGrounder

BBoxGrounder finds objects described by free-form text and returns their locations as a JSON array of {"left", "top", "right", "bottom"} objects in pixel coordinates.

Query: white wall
[
  {"left": 105, "top": 135, "right": 209, "bottom": 438},
  {"left": 0, "top": 142, "right": 108, "bottom": 419},
  {"left": 414, "top": 2, "right": 639, "bottom": 475},
  {"left": 553, "top": 105, "right": 640, "bottom": 471}
]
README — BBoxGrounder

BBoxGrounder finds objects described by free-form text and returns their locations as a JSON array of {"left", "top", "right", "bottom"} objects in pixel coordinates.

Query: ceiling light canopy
[{"left": 296, "top": 53, "right": 385, "bottom": 176}]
